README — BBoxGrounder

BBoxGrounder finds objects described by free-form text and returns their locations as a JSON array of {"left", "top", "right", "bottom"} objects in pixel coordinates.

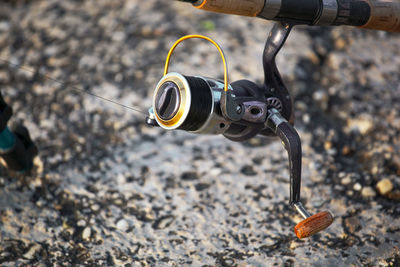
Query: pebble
[
  {"left": 376, "top": 179, "right": 393, "bottom": 195},
  {"left": 116, "top": 219, "right": 129, "bottom": 232},
  {"left": 313, "top": 90, "right": 329, "bottom": 111},
  {"left": 77, "top": 219, "right": 86, "bottom": 227},
  {"left": 353, "top": 183, "right": 362, "bottom": 191},
  {"left": 241, "top": 165, "right": 257, "bottom": 176},
  {"left": 181, "top": 172, "right": 199, "bottom": 181},
  {"left": 392, "top": 155, "right": 400, "bottom": 175},
  {"left": 361, "top": 187, "right": 376, "bottom": 198},
  {"left": 334, "top": 37, "right": 347, "bottom": 50},
  {"left": 342, "top": 146, "right": 351, "bottom": 155},
  {"left": 23, "top": 243, "right": 41, "bottom": 260},
  {"left": 341, "top": 175, "right": 352, "bottom": 185},
  {"left": 387, "top": 191, "right": 400, "bottom": 201},
  {"left": 91, "top": 204, "right": 100, "bottom": 212},
  {"left": 82, "top": 227, "right": 91, "bottom": 240},
  {"left": 346, "top": 117, "right": 374, "bottom": 135},
  {"left": 344, "top": 216, "right": 362, "bottom": 233}
]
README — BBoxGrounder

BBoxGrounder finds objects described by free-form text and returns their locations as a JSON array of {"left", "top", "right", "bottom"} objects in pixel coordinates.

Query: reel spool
[{"left": 146, "top": 30, "right": 334, "bottom": 239}]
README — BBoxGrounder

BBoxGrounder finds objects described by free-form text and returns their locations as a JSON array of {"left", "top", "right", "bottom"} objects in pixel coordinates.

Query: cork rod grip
[
  {"left": 194, "top": 0, "right": 265, "bottom": 17},
  {"left": 361, "top": 0, "right": 400, "bottom": 32}
]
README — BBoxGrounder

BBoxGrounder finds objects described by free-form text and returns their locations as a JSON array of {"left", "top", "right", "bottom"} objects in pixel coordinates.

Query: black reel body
[{"left": 149, "top": 72, "right": 292, "bottom": 141}]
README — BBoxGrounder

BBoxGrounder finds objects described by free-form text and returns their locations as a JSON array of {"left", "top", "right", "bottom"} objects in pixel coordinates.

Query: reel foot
[{"left": 294, "top": 211, "right": 334, "bottom": 239}]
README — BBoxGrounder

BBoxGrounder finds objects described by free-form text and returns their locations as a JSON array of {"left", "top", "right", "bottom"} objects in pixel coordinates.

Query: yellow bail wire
[{"left": 163, "top": 35, "right": 229, "bottom": 92}]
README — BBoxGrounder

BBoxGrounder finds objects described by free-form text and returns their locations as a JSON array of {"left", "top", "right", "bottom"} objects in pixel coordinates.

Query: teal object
[{"left": 0, "top": 127, "right": 16, "bottom": 153}]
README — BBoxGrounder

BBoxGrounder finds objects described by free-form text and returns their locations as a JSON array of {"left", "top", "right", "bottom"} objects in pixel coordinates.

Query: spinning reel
[{"left": 146, "top": 23, "right": 333, "bottom": 239}]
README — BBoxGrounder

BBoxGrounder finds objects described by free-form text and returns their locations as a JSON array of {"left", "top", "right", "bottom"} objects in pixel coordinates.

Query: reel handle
[
  {"left": 267, "top": 110, "right": 334, "bottom": 238},
  {"left": 294, "top": 209, "right": 334, "bottom": 239}
]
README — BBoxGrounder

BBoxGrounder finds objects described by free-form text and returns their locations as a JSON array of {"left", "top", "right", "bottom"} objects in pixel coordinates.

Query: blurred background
[{"left": 0, "top": 0, "right": 399, "bottom": 266}]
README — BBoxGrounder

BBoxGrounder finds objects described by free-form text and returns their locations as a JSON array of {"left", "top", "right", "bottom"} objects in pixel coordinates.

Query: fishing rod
[
  {"left": 179, "top": 0, "right": 400, "bottom": 32},
  {"left": 146, "top": 0, "right": 399, "bottom": 239}
]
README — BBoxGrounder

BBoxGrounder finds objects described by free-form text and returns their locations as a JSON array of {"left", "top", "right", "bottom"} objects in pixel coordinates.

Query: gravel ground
[{"left": 0, "top": 0, "right": 400, "bottom": 266}]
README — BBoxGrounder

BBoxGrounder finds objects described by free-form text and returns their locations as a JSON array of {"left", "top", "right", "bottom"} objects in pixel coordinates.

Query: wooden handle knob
[{"left": 294, "top": 211, "right": 334, "bottom": 239}]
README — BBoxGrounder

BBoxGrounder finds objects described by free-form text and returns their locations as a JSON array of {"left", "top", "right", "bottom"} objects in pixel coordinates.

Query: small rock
[
  {"left": 152, "top": 215, "right": 174, "bottom": 230},
  {"left": 209, "top": 168, "right": 222, "bottom": 176},
  {"left": 181, "top": 172, "right": 199, "bottom": 181},
  {"left": 327, "top": 53, "right": 341, "bottom": 70},
  {"left": 342, "top": 146, "right": 351, "bottom": 156},
  {"left": 353, "top": 183, "right": 362, "bottom": 191},
  {"left": 346, "top": 117, "right": 374, "bottom": 135},
  {"left": 313, "top": 90, "right": 329, "bottom": 111},
  {"left": 361, "top": 187, "right": 376, "bottom": 198},
  {"left": 240, "top": 165, "right": 257, "bottom": 176},
  {"left": 371, "top": 164, "right": 379, "bottom": 175},
  {"left": 248, "top": 138, "right": 261, "bottom": 146},
  {"left": 91, "top": 204, "right": 100, "bottom": 212},
  {"left": 376, "top": 179, "right": 393, "bottom": 195},
  {"left": 392, "top": 155, "right": 400, "bottom": 175},
  {"left": 77, "top": 219, "right": 86, "bottom": 227},
  {"left": 306, "top": 51, "right": 320, "bottom": 65},
  {"left": 140, "top": 25, "right": 153, "bottom": 37},
  {"left": 344, "top": 216, "right": 362, "bottom": 234},
  {"left": 289, "top": 240, "right": 300, "bottom": 250},
  {"left": 33, "top": 157, "right": 44, "bottom": 174},
  {"left": 82, "top": 227, "right": 91, "bottom": 240},
  {"left": 324, "top": 141, "right": 333, "bottom": 150},
  {"left": 334, "top": 37, "right": 347, "bottom": 50},
  {"left": 116, "top": 219, "right": 129, "bottom": 232},
  {"left": 387, "top": 190, "right": 400, "bottom": 201},
  {"left": 23, "top": 243, "right": 41, "bottom": 260},
  {"left": 341, "top": 174, "right": 352, "bottom": 185},
  {"left": 195, "top": 183, "right": 211, "bottom": 191}
]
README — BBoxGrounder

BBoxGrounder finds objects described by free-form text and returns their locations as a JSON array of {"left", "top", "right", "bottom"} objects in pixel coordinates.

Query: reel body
[
  {"left": 149, "top": 72, "right": 291, "bottom": 141},
  {"left": 146, "top": 25, "right": 333, "bottom": 239},
  {"left": 147, "top": 27, "right": 295, "bottom": 141}
]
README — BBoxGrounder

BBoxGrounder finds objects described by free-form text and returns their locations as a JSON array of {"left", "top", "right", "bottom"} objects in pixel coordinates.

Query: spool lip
[{"left": 153, "top": 72, "right": 191, "bottom": 130}]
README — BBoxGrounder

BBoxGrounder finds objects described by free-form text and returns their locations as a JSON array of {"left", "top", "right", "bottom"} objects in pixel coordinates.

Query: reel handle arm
[
  {"left": 266, "top": 108, "right": 334, "bottom": 238},
  {"left": 266, "top": 108, "right": 301, "bottom": 205}
]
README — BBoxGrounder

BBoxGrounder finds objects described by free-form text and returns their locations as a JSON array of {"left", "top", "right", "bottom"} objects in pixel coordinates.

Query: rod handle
[
  {"left": 193, "top": 0, "right": 265, "bottom": 17},
  {"left": 360, "top": 0, "right": 400, "bottom": 32}
]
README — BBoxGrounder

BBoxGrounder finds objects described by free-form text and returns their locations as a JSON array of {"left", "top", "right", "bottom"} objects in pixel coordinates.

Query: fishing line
[{"left": 0, "top": 58, "right": 148, "bottom": 116}]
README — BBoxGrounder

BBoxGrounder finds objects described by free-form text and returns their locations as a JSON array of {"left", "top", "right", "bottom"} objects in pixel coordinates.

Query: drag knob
[
  {"left": 155, "top": 81, "right": 181, "bottom": 120},
  {"left": 294, "top": 211, "right": 334, "bottom": 239}
]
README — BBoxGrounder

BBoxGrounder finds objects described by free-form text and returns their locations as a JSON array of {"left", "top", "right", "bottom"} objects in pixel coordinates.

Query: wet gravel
[{"left": 0, "top": 0, "right": 400, "bottom": 266}]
